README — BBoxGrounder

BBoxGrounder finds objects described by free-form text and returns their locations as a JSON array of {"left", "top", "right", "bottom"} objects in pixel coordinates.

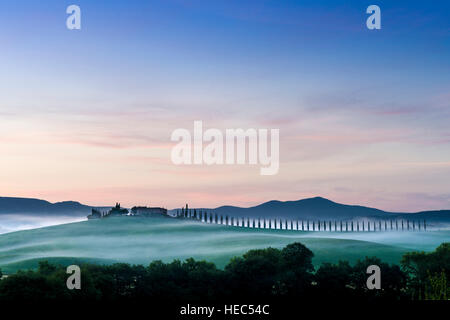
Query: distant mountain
[
  {"left": 0, "top": 197, "right": 92, "bottom": 216},
  {"left": 2, "top": 196, "right": 450, "bottom": 223},
  {"left": 404, "top": 210, "right": 450, "bottom": 222},
  {"left": 212, "top": 197, "right": 392, "bottom": 220},
  {"left": 170, "top": 197, "right": 450, "bottom": 222}
]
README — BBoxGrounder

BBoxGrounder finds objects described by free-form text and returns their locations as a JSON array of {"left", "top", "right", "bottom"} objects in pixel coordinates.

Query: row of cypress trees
[{"left": 176, "top": 207, "right": 426, "bottom": 232}]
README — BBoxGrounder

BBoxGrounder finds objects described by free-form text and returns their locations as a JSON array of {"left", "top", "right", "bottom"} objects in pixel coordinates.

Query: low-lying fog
[{"left": 0, "top": 214, "right": 86, "bottom": 234}]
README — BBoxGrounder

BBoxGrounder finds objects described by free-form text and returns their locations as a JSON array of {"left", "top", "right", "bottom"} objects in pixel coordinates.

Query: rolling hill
[{"left": 1, "top": 216, "right": 447, "bottom": 274}]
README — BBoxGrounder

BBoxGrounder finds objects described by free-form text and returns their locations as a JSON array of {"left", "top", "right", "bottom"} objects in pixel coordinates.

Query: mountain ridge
[
  {"left": 174, "top": 196, "right": 450, "bottom": 222},
  {"left": 1, "top": 196, "right": 449, "bottom": 222},
  {"left": 0, "top": 197, "right": 91, "bottom": 216}
]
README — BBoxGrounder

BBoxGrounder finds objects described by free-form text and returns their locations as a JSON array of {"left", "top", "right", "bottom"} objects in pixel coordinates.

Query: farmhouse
[
  {"left": 130, "top": 206, "right": 168, "bottom": 217},
  {"left": 87, "top": 203, "right": 168, "bottom": 219}
]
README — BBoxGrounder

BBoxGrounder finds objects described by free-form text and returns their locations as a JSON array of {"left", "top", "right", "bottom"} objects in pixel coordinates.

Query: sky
[{"left": 0, "top": 0, "right": 449, "bottom": 212}]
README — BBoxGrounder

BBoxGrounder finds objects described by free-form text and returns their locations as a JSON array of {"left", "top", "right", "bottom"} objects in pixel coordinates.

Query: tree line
[{"left": 0, "top": 242, "right": 448, "bottom": 302}]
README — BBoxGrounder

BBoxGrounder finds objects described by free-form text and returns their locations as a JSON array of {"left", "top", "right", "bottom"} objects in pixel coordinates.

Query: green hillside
[{"left": 0, "top": 216, "right": 448, "bottom": 274}]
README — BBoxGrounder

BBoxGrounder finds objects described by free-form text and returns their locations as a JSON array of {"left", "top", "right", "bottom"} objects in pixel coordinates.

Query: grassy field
[{"left": 0, "top": 216, "right": 448, "bottom": 274}]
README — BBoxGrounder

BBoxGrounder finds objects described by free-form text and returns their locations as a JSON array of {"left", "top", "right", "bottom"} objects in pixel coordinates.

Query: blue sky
[{"left": 0, "top": 0, "right": 449, "bottom": 211}]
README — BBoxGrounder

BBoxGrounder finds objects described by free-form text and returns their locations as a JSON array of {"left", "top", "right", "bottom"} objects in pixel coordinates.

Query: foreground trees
[
  {"left": 401, "top": 242, "right": 450, "bottom": 299},
  {"left": 314, "top": 257, "right": 407, "bottom": 300},
  {"left": 0, "top": 242, "right": 448, "bottom": 301}
]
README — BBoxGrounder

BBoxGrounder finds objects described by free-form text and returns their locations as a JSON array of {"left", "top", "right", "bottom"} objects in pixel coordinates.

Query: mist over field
[
  {"left": 0, "top": 216, "right": 448, "bottom": 274},
  {"left": 0, "top": 214, "right": 86, "bottom": 234}
]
